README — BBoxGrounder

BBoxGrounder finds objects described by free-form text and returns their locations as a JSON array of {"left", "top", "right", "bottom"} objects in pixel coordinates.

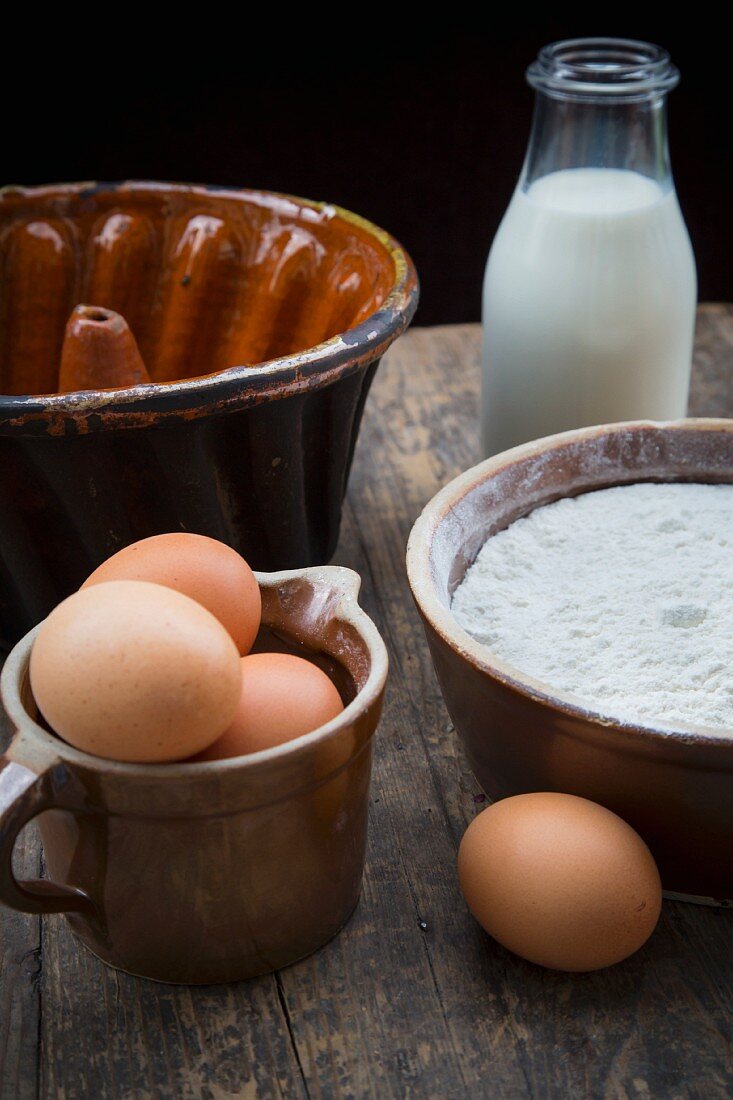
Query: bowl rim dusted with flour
[{"left": 407, "top": 418, "right": 733, "bottom": 745}]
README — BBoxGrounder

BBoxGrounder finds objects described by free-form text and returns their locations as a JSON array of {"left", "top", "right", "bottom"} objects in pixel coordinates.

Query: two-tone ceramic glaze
[
  {"left": 0, "top": 182, "right": 419, "bottom": 648},
  {"left": 407, "top": 420, "right": 733, "bottom": 904},
  {"left": 0, "top": 566, "right": 388, "bottom": 983}
]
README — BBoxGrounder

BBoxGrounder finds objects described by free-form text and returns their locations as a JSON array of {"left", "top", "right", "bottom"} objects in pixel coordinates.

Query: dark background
[{"left": 3, "top": 23, "right": 730, "bottom": 325}]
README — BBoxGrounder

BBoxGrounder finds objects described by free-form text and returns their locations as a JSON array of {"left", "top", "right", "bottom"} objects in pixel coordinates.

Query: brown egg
[
  {"left": 82, "top": 532, "right": 261, "bottom": 654},
  {"left": 457, "top": 792, "right": 662, "bottom": 972},
  {"left": 30, "top": 581, "right": 242, "bottom": 763},
  {"left": 196, "top": 652, "right": 344, "bottom": 760}
]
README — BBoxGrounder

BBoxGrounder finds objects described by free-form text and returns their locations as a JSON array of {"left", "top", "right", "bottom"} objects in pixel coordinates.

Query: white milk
[{"left": 481, "top": 168, "right": 697, "bottom": 456}]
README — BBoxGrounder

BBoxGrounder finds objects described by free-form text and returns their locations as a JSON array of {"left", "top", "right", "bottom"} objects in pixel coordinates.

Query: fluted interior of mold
[{"left": 0, "top": 188, "right": 395, "bottom": 396}]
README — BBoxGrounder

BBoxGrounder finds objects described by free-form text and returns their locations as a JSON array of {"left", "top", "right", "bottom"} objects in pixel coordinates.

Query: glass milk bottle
[{"left": 481, "top": 38, "right": 697, "bottom": 457}]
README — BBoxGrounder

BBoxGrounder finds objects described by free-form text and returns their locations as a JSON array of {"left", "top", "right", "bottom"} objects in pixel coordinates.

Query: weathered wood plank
[
  {"left": 39, "top": 917, "right": 309, "bottom": 1100},
  {"left": 689, "top": 303, "right": 733, "bottom": 417},
  {"left": 1, "top": 309, "right": 732, "bottom": 1099},
  {"left": 0, "top": 708, "right": 41, "bottom": 1100}
]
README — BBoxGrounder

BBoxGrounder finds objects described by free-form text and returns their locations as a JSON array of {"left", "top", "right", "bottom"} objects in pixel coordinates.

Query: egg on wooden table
[
  {"left": 458, "top": 792, "right": 662, "bottom": 972},
  {"left": 82, "top": 532, "right": 261, "bottom": 655},
  {"left": 195, "top": 652, "right": 345, "bottom": 760},
  {"left": 29, "top": 580, "right": 242, "bottom": 762}
]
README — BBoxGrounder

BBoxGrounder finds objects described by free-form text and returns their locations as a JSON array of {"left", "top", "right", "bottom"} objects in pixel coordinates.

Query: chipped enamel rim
[{"left": 0, "top": 182, "right": 419, "bottom": 432}]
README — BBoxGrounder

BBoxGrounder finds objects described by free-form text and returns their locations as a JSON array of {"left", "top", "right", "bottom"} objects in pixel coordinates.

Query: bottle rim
[{"left": 527, "top": 38, "right": 680, "bottom": 101}]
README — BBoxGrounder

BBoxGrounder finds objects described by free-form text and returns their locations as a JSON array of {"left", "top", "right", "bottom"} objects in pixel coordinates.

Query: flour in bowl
[{"left": 451, "top": 482, "right": 733, "bottom": 733}]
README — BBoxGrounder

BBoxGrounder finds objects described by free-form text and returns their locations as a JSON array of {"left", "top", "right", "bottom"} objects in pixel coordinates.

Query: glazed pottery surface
[
  {"left": 0, "top": 566, "right": 387, "bottom": 983},
  {"left": 0, "top": 182, "right": 419, "bottom": 648},
  {"left": 407, "top": 419, "right": 733, "bottom": 904}
]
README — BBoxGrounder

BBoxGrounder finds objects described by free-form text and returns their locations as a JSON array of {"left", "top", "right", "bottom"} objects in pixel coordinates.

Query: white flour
[{"left": 451, "top": 482, "right": 733, "bottom": 734}]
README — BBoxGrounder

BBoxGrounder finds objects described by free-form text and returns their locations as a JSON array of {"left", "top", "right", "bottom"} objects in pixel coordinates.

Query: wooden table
[{"left": 2, "top": 307, "right": 732, "bottom": 1099}]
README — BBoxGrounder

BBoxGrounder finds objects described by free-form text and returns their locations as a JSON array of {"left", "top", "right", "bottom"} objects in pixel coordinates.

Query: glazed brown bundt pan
[{"left": 0, "top": 182, "right": 418, "bottom": 648}]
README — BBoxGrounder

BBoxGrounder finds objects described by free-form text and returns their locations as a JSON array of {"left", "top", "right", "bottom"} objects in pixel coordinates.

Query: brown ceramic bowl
[
  {"left": 407, "top": 419, "right": 733, "bottom": 905},
  {"left": 0, "top": 565, "right": 387, "bottom": 984},
  {"left": 0, "top": 181, "right": 419, "bottom": 648}
]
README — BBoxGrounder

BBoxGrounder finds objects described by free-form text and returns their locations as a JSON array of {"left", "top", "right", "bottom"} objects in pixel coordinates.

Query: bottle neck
[
  {"left": 519, "top": 38, "right": 678, "bottom": 194},
  {"left": 520, "top": 90, "right": 672, "bottom": 192}
]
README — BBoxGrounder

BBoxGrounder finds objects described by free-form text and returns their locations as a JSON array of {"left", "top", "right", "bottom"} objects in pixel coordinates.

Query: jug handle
[{"left": 0, "top": 755, "right": 96, "bottom": 916}]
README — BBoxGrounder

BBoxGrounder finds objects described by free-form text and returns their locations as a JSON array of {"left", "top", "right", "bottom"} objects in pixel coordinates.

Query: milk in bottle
[{"left": 481, "top": 39, "right": 697, "bottom": 457}]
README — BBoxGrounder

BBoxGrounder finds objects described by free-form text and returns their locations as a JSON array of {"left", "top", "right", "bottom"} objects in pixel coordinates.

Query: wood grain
[
  {"left": 0, "top": 814, "right": 40, "bottom": 1100},
  {"left": 1, "top": 308, "right": 732, "bottom": 1099}
]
